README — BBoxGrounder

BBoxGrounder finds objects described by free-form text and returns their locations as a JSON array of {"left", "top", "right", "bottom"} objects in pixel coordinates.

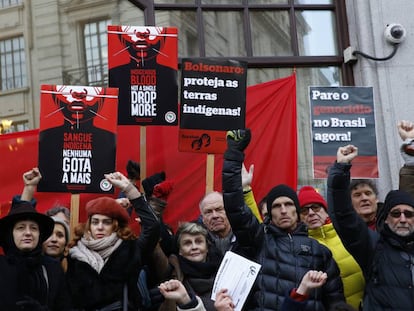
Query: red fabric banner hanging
[{"left": 0, "top": 74, "right": 297, "bottom": 230}]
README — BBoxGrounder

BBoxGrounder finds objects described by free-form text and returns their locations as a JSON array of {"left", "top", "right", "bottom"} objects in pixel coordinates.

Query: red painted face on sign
[
  {"left": 120, "top": 26, "right": 165, "bottom": 62},
  {"left": 53, "top": 85, "right": 104, "bottom": 124}
]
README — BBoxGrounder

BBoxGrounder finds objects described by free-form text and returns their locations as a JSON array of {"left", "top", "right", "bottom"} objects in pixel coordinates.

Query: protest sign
[
  {"left": 179, "top": 58, "right": 247, "bottom": 153},
  {"left": 38, "top": 85, "right": 118, "bottom": 193},
  {"left": 1, "top": 75, "right": 297, "bottom": 230},
  {"left": 310, "top": 86, "right": 378, "bottom": 178},
  {"left": 108, "top": 25, "right": 178, "bottom": 125}
]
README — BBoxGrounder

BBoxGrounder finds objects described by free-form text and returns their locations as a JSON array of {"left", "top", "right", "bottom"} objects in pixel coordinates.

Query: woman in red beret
[{"left": 66, "top": 171, "right": 160, "bottom": 311}]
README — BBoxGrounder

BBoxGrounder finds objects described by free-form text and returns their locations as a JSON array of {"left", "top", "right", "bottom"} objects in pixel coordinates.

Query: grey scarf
[{"left": 69, "top": 232, "right": 122, "bottom": 273}]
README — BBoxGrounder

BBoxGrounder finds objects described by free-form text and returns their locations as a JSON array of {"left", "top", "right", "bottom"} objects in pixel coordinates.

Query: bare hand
[
  {"left": 398, "top": 120, "right": 414, "bottom": 140},
  {"left": 115, "top": 198, "right": 132, "bottom": 209},
  {"left": 296, "top": 270, "right": 328, "bottom": 295},
  {"left": 242, "top": 163, "right": 254, "bottom": 188},
  {"left": 104, "top": 172, "right": 130, "bottom": 189},
  {"left": 214, "top": 289, "right": 235, "bottom": 311},
  {"left": 336, "top": 145, "right": 358, "bottom": 163},
  {"left": 159, "top": 279, "right": 190, "bottom": 305},
  {"left": 23, "top": 168, "right": 42, "bottom": 186}
]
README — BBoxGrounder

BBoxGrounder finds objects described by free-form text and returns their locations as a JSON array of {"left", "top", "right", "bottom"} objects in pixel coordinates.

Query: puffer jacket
[
  {"left": 222, "top": 149, "right": 344, "bottom": 311},
  {"left": 308, "top": 223, "right": 365, "bottom": 309},
  {"left": 328, "top": 161, "right": 414, "bottom": 310}
]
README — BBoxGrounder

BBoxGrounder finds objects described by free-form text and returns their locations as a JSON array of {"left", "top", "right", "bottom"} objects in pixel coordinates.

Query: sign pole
[
  {"left": 140, "top": 126, "right": 147, "bottom": 191},
  {"left": 206, "top": 154, "right": 214, "bottom": 193},
  {"left": 70, "top": 193, "right": 80, "bottom": 237}
]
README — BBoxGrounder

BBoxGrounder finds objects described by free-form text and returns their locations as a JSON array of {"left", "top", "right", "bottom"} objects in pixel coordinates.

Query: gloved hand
[
  {"left": 226, "top": 129, "right": 251, "bottom": 152},
  {"left": 224, "top": 129, "right": 251, "bottom": 162},
  {"left": 126, "top": 160, "right": 141, "bottom": 180}
]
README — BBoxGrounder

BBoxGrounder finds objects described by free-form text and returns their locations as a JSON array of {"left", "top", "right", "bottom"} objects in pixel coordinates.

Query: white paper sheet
[{"left": 211, "top": 251, "right": 261, "bottom": 311}]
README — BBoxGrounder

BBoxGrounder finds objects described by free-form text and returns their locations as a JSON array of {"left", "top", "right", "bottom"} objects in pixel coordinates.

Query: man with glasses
[
  {"left": 298, "top": 186, "right": 365, "bottom": 310},
  {"left": 328, "top": 144, "right": 414, "bottom": 310}
]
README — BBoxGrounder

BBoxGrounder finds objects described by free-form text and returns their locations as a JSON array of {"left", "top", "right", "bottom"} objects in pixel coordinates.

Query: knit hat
[
  {"left": 298, "top": 186, "right": 327, "bottom": 210},
  {"left": 152, "top": 180, "right": 174, "bottom": 201},
  {"left": 0, "top": 201, "right": 54, "bottom": 247},
  {"left": 377, "top": 189, "right": 414, "bottom": 232},
  {"left": 142, "top": 172, "right": 166, "bottom": 197},
  {"left": 85, "top": 197, "right": 129, "bottom": 225},
  {"left": 266, "top": 184, "right": 300, "bottom": 216},
  {"left": 51, "top": 216, "right": 70, "bottom": 243},
  {"left": 383, "top": 190, "right": 414, "bottom": 214}
]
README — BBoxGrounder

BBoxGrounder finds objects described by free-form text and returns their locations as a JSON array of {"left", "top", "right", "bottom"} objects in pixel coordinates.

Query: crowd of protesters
[{"left": 1, "top": 120, "right": 414, "bottom": 310}]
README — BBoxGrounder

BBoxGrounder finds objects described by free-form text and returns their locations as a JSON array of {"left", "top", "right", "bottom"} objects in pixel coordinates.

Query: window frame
[
  {"left": 0, "top": 35, "right": 26, "bottom": 91},
  {"left": 82, "top": 18, "right": 111, "bottom": 86},
  {"left": 128, "top": 0, "right": 353, "bottom": 85}
]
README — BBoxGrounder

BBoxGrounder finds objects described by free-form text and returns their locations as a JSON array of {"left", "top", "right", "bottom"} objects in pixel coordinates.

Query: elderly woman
[
  {"left": 0, "top": 200, "right": 71, "bottom": 310},
  {"left": 66, "top": 171, "right": 160, "bottom": 311}
]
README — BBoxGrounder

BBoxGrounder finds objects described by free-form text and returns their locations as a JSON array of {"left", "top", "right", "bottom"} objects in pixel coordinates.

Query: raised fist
[{"left": 226, "top": 129, "right": 251, "bottom": 152}]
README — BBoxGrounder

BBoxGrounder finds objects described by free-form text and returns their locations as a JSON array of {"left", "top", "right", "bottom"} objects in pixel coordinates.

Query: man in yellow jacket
[{"left": 298, "top": 186, "right": 365, "bottom": 310}]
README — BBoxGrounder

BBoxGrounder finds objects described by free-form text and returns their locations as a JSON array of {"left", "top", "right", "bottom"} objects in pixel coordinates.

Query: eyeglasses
[
  {"left": 388, "top": 210, "right": 414, "bottom": 219},
  {"left": 300, "top": 204, "right": 323, "bottom": 216}
]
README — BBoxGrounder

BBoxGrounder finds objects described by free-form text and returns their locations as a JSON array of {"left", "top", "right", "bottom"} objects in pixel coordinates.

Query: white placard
[{"left": 211, "top": 251, "right": 261, "bottom": 311}]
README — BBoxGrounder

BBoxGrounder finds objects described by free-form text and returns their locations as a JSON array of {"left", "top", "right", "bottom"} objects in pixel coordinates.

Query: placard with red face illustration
[
  {"left": 108, "top": 25, "right": 178, "bottom": 125},
  {"left": 38, "top": 85, "right": 118, "bottom": 193}
]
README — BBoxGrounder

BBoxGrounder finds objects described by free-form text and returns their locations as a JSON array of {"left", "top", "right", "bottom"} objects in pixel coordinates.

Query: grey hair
[
  {"left": 46, "top": 206, "right": 70, "bottom": 219},
  {"left": 198, "top": 191, "right": 223, "bottom": 213},
  {"left": 349, "top": 179, "right": 379, "bottom": 196},
  {"left": 175, "top": 222, "right": 208, "bottom": 248}
]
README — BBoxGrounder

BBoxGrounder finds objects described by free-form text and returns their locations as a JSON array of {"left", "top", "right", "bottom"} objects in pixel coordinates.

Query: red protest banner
[{"left": 0, "top": 74, "right": 297, "bottom": 231}]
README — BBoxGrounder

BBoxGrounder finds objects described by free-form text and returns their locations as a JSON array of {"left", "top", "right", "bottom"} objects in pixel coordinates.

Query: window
[
  {"left": 144, "top": 1, "right": 348, "bottom": 68},
  {"left": 0, "top": 36, "right": 26, "bottom": 91},
  {"left": 84, "top": 19, "right": 111, "bottom": 86},
  {"left": 129, "top": 0, "right": 351, "bottom": 187},
  {"left": 0, "top": 0, "right": 21, "bottom": 8}
]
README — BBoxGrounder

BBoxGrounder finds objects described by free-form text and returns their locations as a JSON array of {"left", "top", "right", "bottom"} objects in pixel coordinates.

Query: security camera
[{"left": 384, "top": 23, "right": 406, "bottom": 44}]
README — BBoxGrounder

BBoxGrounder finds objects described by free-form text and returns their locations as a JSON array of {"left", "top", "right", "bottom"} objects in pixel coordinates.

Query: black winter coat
[
  {"left": 0, "top": 253, "right": 71, "bottom": 310},
  {"left": 328, "top": 161, "right": 414, "bottom": 310},
  {"left": 66, "top": 196, "right": 160, "bottom": 311},
  {"left": 222, "top": 149, "right": 344, "bottom": 311}
]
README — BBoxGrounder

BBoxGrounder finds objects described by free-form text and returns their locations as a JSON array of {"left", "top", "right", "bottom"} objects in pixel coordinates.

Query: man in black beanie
[
  {"left": 222, "top": 129, "right": 344, "bottom": 311},
  {"left": 328, "top": 144, "right": 414, "bottom": 310},
  {"left": 265, "top": 184, "right": 302, "bottom": 232}
]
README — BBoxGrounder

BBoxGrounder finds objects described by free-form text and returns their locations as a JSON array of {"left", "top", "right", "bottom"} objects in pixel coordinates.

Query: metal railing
[{"left": 62, "top": 64, "right": 108, "bottom": 87}]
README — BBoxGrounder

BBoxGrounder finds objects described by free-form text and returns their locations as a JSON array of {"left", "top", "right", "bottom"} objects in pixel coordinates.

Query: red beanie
[
  {"left": 86, "top": 197, "right": 129, "bottom": 225},
  {"left": 152, "top": 180, "right": 174, "bottom": 201},
  {"left": 298, "top": 186, "right": 327, "bottom": 210}
]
